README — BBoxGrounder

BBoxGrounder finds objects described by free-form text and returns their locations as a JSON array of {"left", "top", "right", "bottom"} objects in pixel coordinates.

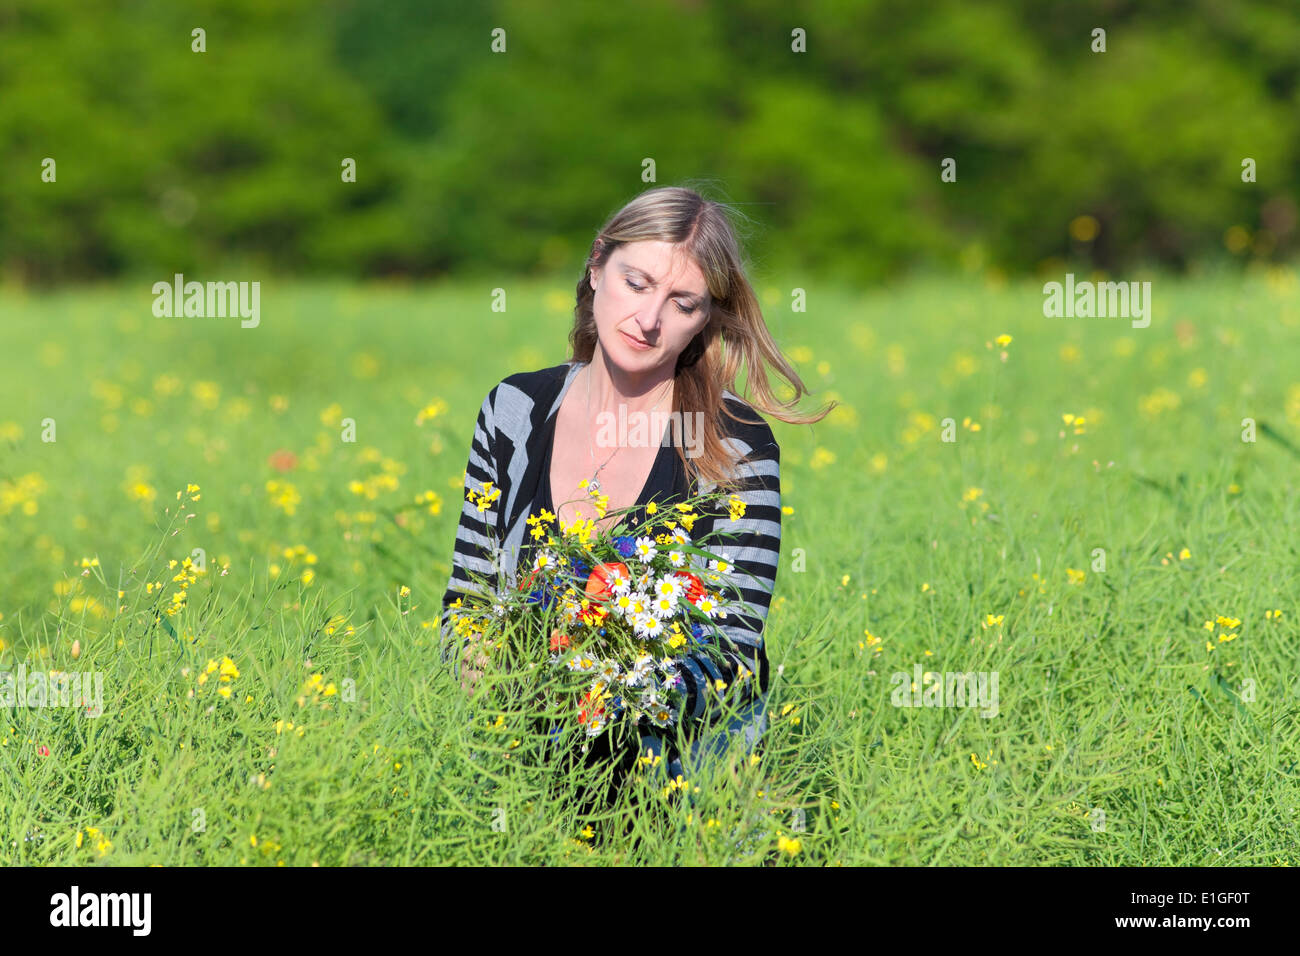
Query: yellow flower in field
[
  {"left": 777, "top": 834, "right": 802, "bottom": 856},
  {"left": 962, "top": 487, "right": 983, "bottom": 502},
  {"left": 127, "top": 481, "right": 157, "bottom": 502},
  {"left": 1178, "top": 547, "right": 1191, "bottom": 560},
  {"left": 467, "top": 481, "right": 501, "bottom": 515},
  {"left": 1265, "top": 609, "right": 1284, "bottom": 620},
  {"left": 266, "top": 480, "right": 301, "bottom": 516},
  {"left": 415, "top": 398, "right": 449, "bottom": 425},
  {"left": 808, "top": 447, "right": 836, "bottom": 471},
  {"left": 300, "top": 569, "right": 315, "bottom": 586},
  {"left": 1138, "top": 388, "right": 1180, "bottom": 417},
  {"left": 217, "top": 685, "right": 232, "bottom": 698},
  {"left": 413, "top": 489, "right": 443, "bottom": 515},
  {"left": 1066, "top": 568, "right": 1085, "bottom": 585},
  {"left": 995, "top": 334, "right": 1012, "bottom": 348},
  {"left": 982, "top": 613, "right": 1004, "bottom": 629},
  {"left": 971, "top": 752, "right": 988, "bottom": 771},
  {"left": 399, "top": 585, "right": 411, "bottom": 598},
  {"left": 191, "top": 381, "right": 220, "bottom": 410}
]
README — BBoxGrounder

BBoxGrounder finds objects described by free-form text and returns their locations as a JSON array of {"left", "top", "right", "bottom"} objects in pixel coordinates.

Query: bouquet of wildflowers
[{"left": 445, "top": 481, "right": 756, "bottom": 745}]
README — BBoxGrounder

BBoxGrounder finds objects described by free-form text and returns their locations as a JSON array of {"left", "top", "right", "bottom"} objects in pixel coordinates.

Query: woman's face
[{"left": 588, "top": 240, "right": 711, "bottom": 375}]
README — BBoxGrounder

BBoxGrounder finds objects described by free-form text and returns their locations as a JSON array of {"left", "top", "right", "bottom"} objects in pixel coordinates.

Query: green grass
[{"left": 2, "top": 267, "right": 1299, "bottom": 865}]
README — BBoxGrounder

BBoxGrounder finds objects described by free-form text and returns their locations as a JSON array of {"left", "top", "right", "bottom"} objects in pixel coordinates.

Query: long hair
[{"left": 567, "top": 184, "right": 836, "bottom": 492}]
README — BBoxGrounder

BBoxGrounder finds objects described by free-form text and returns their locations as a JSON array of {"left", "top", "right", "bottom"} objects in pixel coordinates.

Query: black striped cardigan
[{"left": 438, "top": 360, "right": 781, "bottom": 721}]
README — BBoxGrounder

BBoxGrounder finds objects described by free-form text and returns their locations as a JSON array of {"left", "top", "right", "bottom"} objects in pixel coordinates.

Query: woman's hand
[{"left": 460, "top": 631, "right": 491, "bottom": 698}]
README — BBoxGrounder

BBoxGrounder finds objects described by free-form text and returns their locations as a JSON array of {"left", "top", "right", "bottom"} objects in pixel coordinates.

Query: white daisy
[
  {"left": 634, "top": 536, "right": 657, "bottom": 564},
  {"left": 639, "top": 690, "right": 675, "bottom": 728},
  {"left": 622, "top": 653, "right": 654, "bottom": 687},
  {"left": 637, "top": 614, "right": 665, "bottom": 640},
  {"left": 597, "top": 659, "right": 621, "bottom": 683},
  {"left": 652, "top": 593, "right": 679, "bottom": 619},
  {"left": 609, "top": 568, "right": 632, "bottom": 594},
  {"left": 566, "top": 654, "right": 596, "bottom": 673},
  {"left": 708, "top": 557, "right": 732, "bottom": 575},
  {"left": 654, "top": 576, "right": 684, "bottom": 600},
  {"left": 697, "top": 595, "right": 725, "bottom": 620},
  {"left": 667, "top": 550, "right": 687, "bottom": 568}
]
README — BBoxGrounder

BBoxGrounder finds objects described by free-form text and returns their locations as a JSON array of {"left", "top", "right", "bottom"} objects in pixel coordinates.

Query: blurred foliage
[{"left": 0, "top": 0, "right": 1296, "bottom": 283}]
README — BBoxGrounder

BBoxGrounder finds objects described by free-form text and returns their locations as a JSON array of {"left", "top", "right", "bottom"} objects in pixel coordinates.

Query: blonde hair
[{"left": 568, "top": 184, "right": 836, "bottom": 492}]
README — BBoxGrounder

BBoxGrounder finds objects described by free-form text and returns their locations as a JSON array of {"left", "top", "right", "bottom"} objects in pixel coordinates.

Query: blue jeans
[{"left": 638, "top": 694, "right": 769, "bottom": 787}]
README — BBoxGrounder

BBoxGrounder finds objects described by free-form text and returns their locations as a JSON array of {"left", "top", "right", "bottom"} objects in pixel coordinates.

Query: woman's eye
[{"left": 626, "top": 278, "right": 693, "bottom": 313}]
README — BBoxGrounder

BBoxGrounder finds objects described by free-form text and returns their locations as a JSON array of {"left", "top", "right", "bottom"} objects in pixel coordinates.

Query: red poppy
[
  {"left": 549, "top": 629, "right": 572, "bottom": 653},
  {"left": 267, "top": 448, "right": 298, "bottom": 473},
  {"left": 673, "top": 571, "right": 706, "bottom": 605},
  {"left": 584, "top": 562, "right": 628, "bottom": 603},
  {"left": 36, "top": 744, "right": 50, "bottom": 756}
]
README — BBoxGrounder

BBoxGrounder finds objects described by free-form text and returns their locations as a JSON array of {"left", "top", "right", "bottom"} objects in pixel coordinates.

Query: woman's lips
[{"left": 621, "top": 330, "right": 653, "bottom": 350}]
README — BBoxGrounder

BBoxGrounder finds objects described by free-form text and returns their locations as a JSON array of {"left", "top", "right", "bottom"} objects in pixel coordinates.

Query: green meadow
[{"left": 2, "top": 268, "right": 1299, "bottom": 865}]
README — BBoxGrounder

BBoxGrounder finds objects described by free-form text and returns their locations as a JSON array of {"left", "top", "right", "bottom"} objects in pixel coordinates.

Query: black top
[
  {"left": 522, "top": 398, "right": 695, "bottom": 795},
  {"left": 520, "top": 398, "right": 689, "bottom": 569}
]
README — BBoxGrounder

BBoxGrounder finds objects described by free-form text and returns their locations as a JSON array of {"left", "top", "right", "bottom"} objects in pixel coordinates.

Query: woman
[{"left": 438, "top": 185, "right": 834, "bottom": 806}]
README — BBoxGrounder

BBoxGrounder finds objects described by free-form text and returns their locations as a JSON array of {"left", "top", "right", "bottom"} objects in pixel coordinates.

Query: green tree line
[{"left": 0, "top": 0, "right": 1295, "bottom": 283}]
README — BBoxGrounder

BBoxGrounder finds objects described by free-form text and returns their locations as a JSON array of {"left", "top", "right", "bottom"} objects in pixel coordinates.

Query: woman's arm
[
  {"left": 439, "top": 386, "right": 503, "bottom": 679},
  {"left": 678, "top": 437, "right": 781, "bottom": 722}
]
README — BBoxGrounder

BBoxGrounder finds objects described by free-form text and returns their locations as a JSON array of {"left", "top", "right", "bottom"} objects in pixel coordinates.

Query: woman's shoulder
[
  {"left": 498, "top": 361, "right": 575, "bottom": 398},
  {"left": 477, "top": 362, "right": 577, "bottom": 436},
  {"left": 717, "top": 388, "right": 778, "bottom": 459}
]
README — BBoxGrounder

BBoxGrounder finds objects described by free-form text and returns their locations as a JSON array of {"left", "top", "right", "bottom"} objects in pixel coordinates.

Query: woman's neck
[{"left": 583, "top": 347, "right": 675, "bottom": 418}]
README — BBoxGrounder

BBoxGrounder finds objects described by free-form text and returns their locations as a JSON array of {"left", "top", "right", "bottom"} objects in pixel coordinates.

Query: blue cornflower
[{"left": 613, "top": 536, "right": 637, "bottom": 559}]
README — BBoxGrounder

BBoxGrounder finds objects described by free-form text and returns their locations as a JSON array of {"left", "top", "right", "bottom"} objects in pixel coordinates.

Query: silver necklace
[{"left": 583, "top": 362, "right": 673, "bottom": 494}]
